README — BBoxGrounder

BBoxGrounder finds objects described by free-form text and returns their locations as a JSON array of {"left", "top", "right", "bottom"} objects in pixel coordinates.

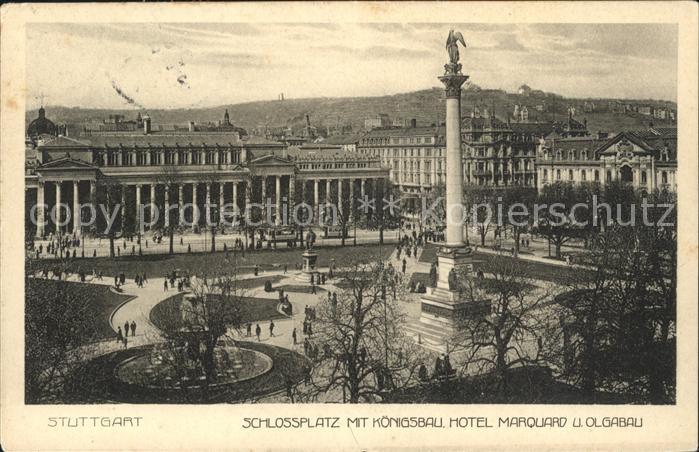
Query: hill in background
[{"left": 26, "top": 86, "right": 677, "bottom": 137}]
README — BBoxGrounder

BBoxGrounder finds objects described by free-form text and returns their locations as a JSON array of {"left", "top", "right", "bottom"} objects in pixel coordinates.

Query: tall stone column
[
  {"left": 313, "top": 179, "right": 319, "bottom": 224},
  {"left": 121, "top": 185, "right": 126, "bottom": 233},
  {"left": 55, "top": 181, "right": 62, "bottom": 234},
  {"left": 73, "top": 181, "right": 80, "bottom": 234},
  {"left": 288, "top": 176, "right": 295, "bottom": 226},
  {"left": 150, "top": 184, "right": 156, "bottom": 229},
  {"left": 164, "top": 186, "right": 170, "bottom": 228},
  {"left": 244, "top": 180, "right": 252, "bottom": 223},
  {"left": 416, "top": 40, "right": 481, "bottom": 344},
  {"left": 275, "top": 175, "right": 281, "bottom": 225},
  {"left": 440, "top": 73, "right": 468, "bottom": 248},
  {"left": 178, "top": 184, "right": 185, "bottom": 226},
  {"left": 135, "top": 184, "right": 143, "bottom": 234},
  {"left": 205, "top": 183, "right": 211, "bottom": 226},
  {"left": 232, "top": 182, "right": 239, "bottom": 219},
  {"left": 219, "top": 182, "right": 225, "bottom": 225},
  {"left": 36, "top": 182, "right": 45, "bottom": 238},
  {"left": 261, "top": 176, "right": 267, "bottom": 220},
  {"left": 338, "top": 179, "right": 344, "bottom": 220},
  {"left": 192, "top": 183, "right": 198, "bottom": 230},
  {"left": 348, "top": 178, "right": 355, "bottom": 222}
]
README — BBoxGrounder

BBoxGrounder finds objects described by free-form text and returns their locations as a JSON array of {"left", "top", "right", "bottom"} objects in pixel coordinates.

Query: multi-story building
[
  {"left": 24, "top": 109, "right": 389, "bottom": 238},
  {"left": 356, "top": 111, "right": 590, "bottom": 197},
  {"left": 536, "top": 127, "right": 677, "bottom": 192},
  {"left": 364, "top": 113, "right": 392, "bottom": 131}
]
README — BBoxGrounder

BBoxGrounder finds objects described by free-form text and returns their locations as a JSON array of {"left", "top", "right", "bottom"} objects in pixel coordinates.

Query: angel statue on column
[{"left": 446, "top": 29, "right": 467, "bottom": 65}]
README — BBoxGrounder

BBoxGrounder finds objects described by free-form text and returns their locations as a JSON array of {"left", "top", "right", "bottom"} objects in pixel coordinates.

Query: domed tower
[{"left": 27, "top": 107, "right": 58, "bottom": 138}]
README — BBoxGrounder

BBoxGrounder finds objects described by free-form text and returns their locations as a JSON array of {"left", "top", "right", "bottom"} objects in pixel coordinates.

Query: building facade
[
  {"left": 25, "top": 111, "right": 389, "bottom": 238},
  {"left": 535, "top": 127, "right": 677, "bottom": 192},
  {"left": 356, "top": 111, "right": 590, "bottom": 196}
]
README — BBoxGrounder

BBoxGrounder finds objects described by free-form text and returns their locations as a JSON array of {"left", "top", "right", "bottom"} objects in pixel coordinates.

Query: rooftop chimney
[{"left": 143, "top": 115, "right": 151, "bottom": 135}]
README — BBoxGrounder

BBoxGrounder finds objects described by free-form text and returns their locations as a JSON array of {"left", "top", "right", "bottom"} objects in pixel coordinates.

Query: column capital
[{"left": 438, "top": 74, "right": 469, "bottom": 98}]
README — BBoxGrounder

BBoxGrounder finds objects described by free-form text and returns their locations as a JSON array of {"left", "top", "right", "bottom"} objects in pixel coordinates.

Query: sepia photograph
[{"left": 1, "top": 2, "right": 697, "bottom": 451}]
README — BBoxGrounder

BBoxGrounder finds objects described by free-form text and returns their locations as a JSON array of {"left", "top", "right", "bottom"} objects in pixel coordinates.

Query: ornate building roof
[{"left": 27, "top": 107, "right": 57, "bottom": 138}]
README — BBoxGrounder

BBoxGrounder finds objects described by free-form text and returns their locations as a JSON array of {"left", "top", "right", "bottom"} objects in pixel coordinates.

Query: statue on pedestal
[
  {"left": 447, "top": 267, "right": 458, "bottom": 291},
  {"left": 446, "top": 29, "right": 467, "bottom": 64},
  {"left": 305, "top": 230, "right": 316, "bottom": 251},
  {"left": 445, "top": 29, "right": 467, "bottom": 75}
]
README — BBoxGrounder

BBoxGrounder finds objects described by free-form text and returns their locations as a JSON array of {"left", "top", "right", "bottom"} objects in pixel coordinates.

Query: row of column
[{"left": 32, "top": 176, "right": 383, "bottom": 237}]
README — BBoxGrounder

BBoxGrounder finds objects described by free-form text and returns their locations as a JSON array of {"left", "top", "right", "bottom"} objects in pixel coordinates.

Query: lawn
[
  {"left": 419, "top": 244, "right": 588, "bottom": 284},
  {"left": 26, "top": 279, "right": 133, "bottom": 342},
  {"left": 32, "top": 243, "right": 394, "bottom": 280},
  {"left": 149, "top": 292, "right": 287, "bottom": 332}
]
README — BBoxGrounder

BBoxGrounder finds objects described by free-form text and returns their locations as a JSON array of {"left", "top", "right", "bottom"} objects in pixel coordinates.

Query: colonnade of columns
[{"left": 30, "top": 175, "right": 384, "bottom": 238}]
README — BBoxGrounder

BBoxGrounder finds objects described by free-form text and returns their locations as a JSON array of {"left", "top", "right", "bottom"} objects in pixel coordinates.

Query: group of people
[
  {"left": 115, "top": 320, "right": 137, "bottom": 348},
  {"left": 245, "top": 321, "right": 275, "bottom": 341},
  {"left": 417, "top": 353, "right": 455, "bottom": 382}
]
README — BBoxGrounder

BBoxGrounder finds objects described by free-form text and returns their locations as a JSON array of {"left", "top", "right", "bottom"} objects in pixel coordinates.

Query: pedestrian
[
  {"left": 130, "top": 321, "right": 136, "bottom": 337},
  {"left": 311, "top": 282, "right": 317, "bottom": 294},
  {"left": 246, "top": 322, "right": 252, "bottom": 337},
  {"left": 292, "top": 327, "right": 297, "bottom": 345},
  {"left": 255, "top": 323, "right": 261, "bottom": 341},
  {"left": 143, "top": 272, "right": 147, "bottom": 283},
  {"left": 117, "top": 326, "right": 123, "bottom": 343},
  {"left": 307, "top": 322, "right": 313, "bottom": 337},
  {"left": 269, "top": 320, "right": 275, "bottom": 337},
  {"left": 402, "top": 258, "right": 407, "bottom": 274},
  {"left": 434, "top": 355, "right": 443, "bottom": 379},
  {"left": 123, "top": 335, "right": 128, "bottom": 349},
  {"left": 124, "top": 321, "right": 130, "bottom": 337},
  {"left": 284, "top": 264, "right": 287, "bottom": 274},
  {"left": 164, "top": 279, "right": 168, "bottom": 291}
]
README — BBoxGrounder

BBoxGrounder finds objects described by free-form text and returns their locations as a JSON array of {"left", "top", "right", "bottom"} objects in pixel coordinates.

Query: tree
[
  {"left": 465, "top": 185, "right": 496, "bottom": 247},
  {"left": 150, "top": 263, "right": 245, "bottom": 399},
  {"left": 536, "top": 182, "right": 588, "bottom": 258},
  {"left": 25, "top": 257, "right": 100, "bottom": 403},
  {"left": 452, "top": 255, "right": 555, "bottom": 396},
  {"left": 156, "top": 165, "right": 183, "bottom": 255},
  {"left": 94, "top": 176, "right": 123, "bottom": 258},
  {"left": 500, "top": 186, "right": 538, "bottom": 256},
  {"left": 302, "top": 261, "right": 425, "bottom": 403},
  {"left": 554, "top": 187, "right": 677, "bottom": 402}
]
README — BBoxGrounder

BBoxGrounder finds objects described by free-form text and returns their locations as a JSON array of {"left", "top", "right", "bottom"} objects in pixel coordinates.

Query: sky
[{"left": 26, "top": 23, "right": 678, "bottom": 110}]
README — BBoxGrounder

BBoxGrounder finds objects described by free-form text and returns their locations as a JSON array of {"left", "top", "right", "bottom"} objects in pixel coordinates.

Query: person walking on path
[
  {"left": 269, "top": 320, "right": 275, "bottom": 337},
  {"left": 402, "top": 258, "right": 407, "bottom": 274},
  {"left": 292, "top": 327, "right": 297, "bottom": 345},
  {"left": 117, "top": 327, "right": 123, "bottom": 344},
  {"left": 246, "top": 323, "right": 252, "bottom": 337},
  {"left": 123, "top": 335, "right": 128, "bottom": 349},
  {"left": 164, "top": 280, "right": 168, "bottom": 291},
  {"left": 255, "top": 324, "right": 261, "bottom": 341},
  {"left": 124, "top": 321, "right": 130, "bottom": 337},
  {"left": 130, "top": 321, "right": 136, "bottom": 337}
]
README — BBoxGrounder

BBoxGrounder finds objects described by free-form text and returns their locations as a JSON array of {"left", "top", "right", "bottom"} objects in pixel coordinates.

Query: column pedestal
[{"left": 295, "top": 249, "right": 319, "bottom": 283}]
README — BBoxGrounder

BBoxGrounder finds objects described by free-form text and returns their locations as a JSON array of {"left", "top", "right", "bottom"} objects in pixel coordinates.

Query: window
[
  {"left": 581, "top": 150, "right": 588, "bottom": 160},
  {"left": 581, "top": 170, "right": 587, "bottom": 181},
  {"left": 594, "top": 169, "right": 600, "bottom": 181},
  {"left": 568, "top": 169, "right": 574, "bottom": 180},
  {"left": 661, "top": 171, "right": 668, "bottom": 185},
  {"left": 569, "top": 150, "right": 575, "bottom": 161},
  {"left": 556, "top": 169, "right": 561, "bottom": 180},
  {"left": 641, "top": 171, "right": 647, "bottom": 185},
  {"left": 543, "top": 169, "right": 548, "bottom": 182},
  {"left": 555, "top": 151, "right": 562, "bottom": 160},
  {"left": 606, "top": 170, "right": 612, "bottom": 182}
]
